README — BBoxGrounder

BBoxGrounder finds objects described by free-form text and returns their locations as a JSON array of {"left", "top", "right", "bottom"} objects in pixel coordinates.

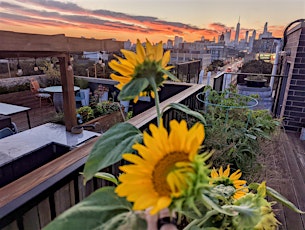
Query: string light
[
  {"left": 34, "top": 58, "right": 39, "bottom": 71},
  {"left": 67, "top": 61, "right": 73, "bottom": 71},
  {"left": 16, "top": 58, "right": 23, "bottom": 76}
]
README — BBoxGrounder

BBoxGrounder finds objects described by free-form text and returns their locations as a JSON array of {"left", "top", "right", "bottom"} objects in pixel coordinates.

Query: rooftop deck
[
  {"left": 0, "top": 89, "right": 304, "bottom": 229},
  {"left": 260, "top": 130, "right": 305, "bottom": 229},
  {"left": 0, "top": 90, "right": 56, "bottom": 132}
]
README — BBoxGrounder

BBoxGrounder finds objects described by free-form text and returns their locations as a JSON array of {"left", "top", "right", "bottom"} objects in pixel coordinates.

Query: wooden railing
[{"left": 0, "top": 83, "right": 205, "bottom": 229}]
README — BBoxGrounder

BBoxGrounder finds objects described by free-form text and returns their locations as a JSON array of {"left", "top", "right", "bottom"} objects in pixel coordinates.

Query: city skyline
[{"left": 0, "top": 0, "right": 304, "bottom": 43}]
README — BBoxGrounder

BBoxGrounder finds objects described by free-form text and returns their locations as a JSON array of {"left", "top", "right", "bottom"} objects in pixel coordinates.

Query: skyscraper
[
  {"left": 234, "top": 17, "right": 240, "bottom": 44},
  {"left": 263, "top": 22, "right": 268, "bottom": 34},
  {"left": 245, "top": 31, "right": 249, "bottom": 43},
  {"left": 224, "top": 29, "right": 231, "bottom": 45},
  {"left": 259, "top": 22, "right": 272, "bottom": 39},
  {"left": 249, "top": 30, "right": 256, "bottom": 52}
]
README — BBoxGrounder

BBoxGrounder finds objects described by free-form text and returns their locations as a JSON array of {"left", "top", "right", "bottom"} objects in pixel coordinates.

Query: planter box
[
  {"left": 244, "top": 78, "right": 267, "bottom": 87},
  {"left": 83, "top": 110, "right": 124, "bottom": 133}
]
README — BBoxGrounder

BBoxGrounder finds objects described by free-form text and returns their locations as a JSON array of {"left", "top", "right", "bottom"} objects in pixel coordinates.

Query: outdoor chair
[
  {"left": 75, "top": 91, "right": 85, "bottom": 108},
  {"left": 30, "top": 79, "right": 53, "bottom": 107},
  {"left": 0, "top": 127, "right": 14, "bottom": 139}
]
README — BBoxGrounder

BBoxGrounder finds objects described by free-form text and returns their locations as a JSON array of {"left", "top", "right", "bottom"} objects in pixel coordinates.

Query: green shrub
[
  {"left": 74, "top": 78, "right": 89, "bottom": 89},
  {"left": 77, "top": 106, "right": 95, "bottom": 123},
  {"left": 0, "top": 82, "right": 30, "bottom": 95},
  {"left": 93, "top": 101, "right": 120, "bottom": 117},
  {"left": 191, "top": 87, "right": 281, "bottom": 175}
]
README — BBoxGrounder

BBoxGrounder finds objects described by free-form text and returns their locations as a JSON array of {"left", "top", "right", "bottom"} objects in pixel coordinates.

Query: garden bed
[{"left": 82, "top": 110, "right": 125, "bottom": 133}]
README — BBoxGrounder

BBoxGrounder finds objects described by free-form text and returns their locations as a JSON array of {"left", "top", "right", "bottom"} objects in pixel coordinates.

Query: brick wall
[{"left": 281, "top": 22, "right": 305, "bottom": 132}]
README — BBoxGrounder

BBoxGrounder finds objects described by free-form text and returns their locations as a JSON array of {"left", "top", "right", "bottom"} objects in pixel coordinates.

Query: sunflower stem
[{"left": 149, "top": 77, "right": 161, "bottom": 126}]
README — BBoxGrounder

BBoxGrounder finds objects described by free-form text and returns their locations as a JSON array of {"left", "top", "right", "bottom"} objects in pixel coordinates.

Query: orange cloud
[{"left": 0, "top": 0, "right": 285, "bottom": 43}]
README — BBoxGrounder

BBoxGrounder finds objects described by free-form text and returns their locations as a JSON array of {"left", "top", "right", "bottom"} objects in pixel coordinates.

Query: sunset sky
[{"left": 0, "top": 0, "right": 304, "bottom": 44}]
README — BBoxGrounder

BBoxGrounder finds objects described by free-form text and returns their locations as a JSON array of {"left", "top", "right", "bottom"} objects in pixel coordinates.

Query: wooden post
[{"left": 58, "top": 55, "right": 77, "bottom": 131}]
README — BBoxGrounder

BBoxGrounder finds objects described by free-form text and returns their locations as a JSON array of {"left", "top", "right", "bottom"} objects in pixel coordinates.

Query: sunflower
[
  {"left": 115, "top": 119, "right": 207, "bottom": 215},
  {"left": 210, "top": 165, "right": 248, "bottom": 199},
  {"left": 109, "top": 39, "right": 173, "bottom": 102}
]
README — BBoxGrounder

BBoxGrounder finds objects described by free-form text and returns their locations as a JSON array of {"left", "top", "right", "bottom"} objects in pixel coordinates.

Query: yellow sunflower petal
[
  {"left": 223, "top": 165, "right": 231, "bottom": 177},
  {"left": 108, "top": 60, "right": 134, "bottom": 76},
  {"left": 133, "top": 194, "right": 158, "bottom": 210},
  {"left": 230, "top": 170, "right": 242, "bottom": 180},
  {"left": 150, "top": 196, "right": 172, "bottom": 215},
  {"left": 233, "top": 180, "right": 247, "bottom": 187},
  {"left": 218, "top": 166, "right": 224, "bottom": 177},
  {"left": 155, "top": 41, "right": 163, "bottom": 62},
  {"left": 145, "top": 39, "right": 154, "bottom": 61},
  {"left": 123, "top": 153, "right": 148, "bottom": 165},
  {"left": 136, "top": 39, "right": 145, "bottom": 62},
  {"left": 162, "top": 50, "right": 171, "bottom": 67},
  {"left": 211, "top": 168, "right": 219, "bottom": 178},
  {"left": 120, "top": 49, "right": 138, "bottom": 66}
]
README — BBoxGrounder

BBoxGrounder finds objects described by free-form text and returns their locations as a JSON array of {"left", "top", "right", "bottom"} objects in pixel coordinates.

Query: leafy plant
[
  {"left": 74, "top": 77, "right": 89, "bottom": 89},
  {"left": 196, "top": 87, "right": 281, "bottom": 174},
  {"left": 40, "top": 60, "right": 61, "bottom": 86},
  {"left": 76, "top": 106, "right": 95, "bottom": 123},
  {"left": 93, "top": 101, "right": 120, "bottom": 117}
]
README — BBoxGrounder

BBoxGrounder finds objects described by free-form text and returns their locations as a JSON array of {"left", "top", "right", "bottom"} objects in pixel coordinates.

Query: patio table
[
  {"left": 0, "top": 103, "right": 31, "bottom": 128},
  {"left": 43, "top": 86, "right": 80, "bottom": 112}
]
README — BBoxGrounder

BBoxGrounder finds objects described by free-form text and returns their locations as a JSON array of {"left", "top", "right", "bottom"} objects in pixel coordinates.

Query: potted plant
[
  {"left": 77, "top": 101, "right": 124, "bottom": 133},
  {"left": 93, "top": 84, "right": 109, "bottom": 102}
]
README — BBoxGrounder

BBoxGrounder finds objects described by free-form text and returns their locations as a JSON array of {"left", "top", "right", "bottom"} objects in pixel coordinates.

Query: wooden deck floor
[
  {"left": 0, "top": 91, "right": 304, "bottom": 229},
  {"left": 0, "top": 90, "right": 57, "bottom": 132},
  {"left": 250, "top": 129, "right": 305, "bottom": 230}
]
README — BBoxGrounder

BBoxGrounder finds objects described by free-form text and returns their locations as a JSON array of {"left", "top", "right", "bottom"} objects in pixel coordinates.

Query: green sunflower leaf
[
  {"left": 44, "top": 187, "right": 133, "bottom": 230},
  {"left": 201, "top": 194, "right": 236, "bottom": 216},
  {"left": 162, "top": 103, "right": 206, "bottom": 125},
  {"left": 161, "top": 69, "right": 180, "bottom": 82},
  {"left": 118, "top": 78, "right": 149, "bottom": 101},
  {"left": 100, "top": 210, "right": 147, "bottom": 230},
  {"left": 249, "top": 183, "right": 305, "bottom": 214},
  {"left": 83, "top": 122, "right": 142, "bottom": 183},
  {"left": 94, "top": 172, "right": 118, "bottom": 185}
]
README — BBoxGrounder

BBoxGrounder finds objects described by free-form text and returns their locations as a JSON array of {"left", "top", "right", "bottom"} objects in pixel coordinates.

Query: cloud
[{"left": 1, "top": 0, "right": 277, "bottom": 42}]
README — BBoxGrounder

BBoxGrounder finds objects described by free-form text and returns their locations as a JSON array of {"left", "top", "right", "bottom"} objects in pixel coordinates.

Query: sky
[{"left": 0, "top": 0, "right": 304, "bottom": 44}]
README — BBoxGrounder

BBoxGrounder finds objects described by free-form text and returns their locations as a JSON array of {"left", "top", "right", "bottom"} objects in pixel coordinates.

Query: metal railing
[{"left": 212, "top": 71, "right": 286, "bottom": 116}]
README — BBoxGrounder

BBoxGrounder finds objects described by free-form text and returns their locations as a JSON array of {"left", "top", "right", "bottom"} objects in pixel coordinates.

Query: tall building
[
  {"left": 218, "top": 32, "right": 225, "bottom": 43},
  {"left": 174, "top": 36, "right": 183, "bottom": 49},
  {"left": 252, "top": 30, "right": 256, "bottom": 40},
  {"left": 263, "top": 22, "right": 268, "bottom": 34},
  {"left": 259, "top": 22, "right": 273, "bottom": 39},
  {"left": 167, "top": 39, "right": 173, "bottom": 49},
  {"left": 249, "top": 30, "right": 256, "bottom": 52},
  {"left": 245, "top": 31, "right": 249, "bottom": 43},
  {"left": 224, "top": 30, "right": 231, "bottom": 45},
  {"left": 234, "top": 17, "right": 240, "bottom": 44}
]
